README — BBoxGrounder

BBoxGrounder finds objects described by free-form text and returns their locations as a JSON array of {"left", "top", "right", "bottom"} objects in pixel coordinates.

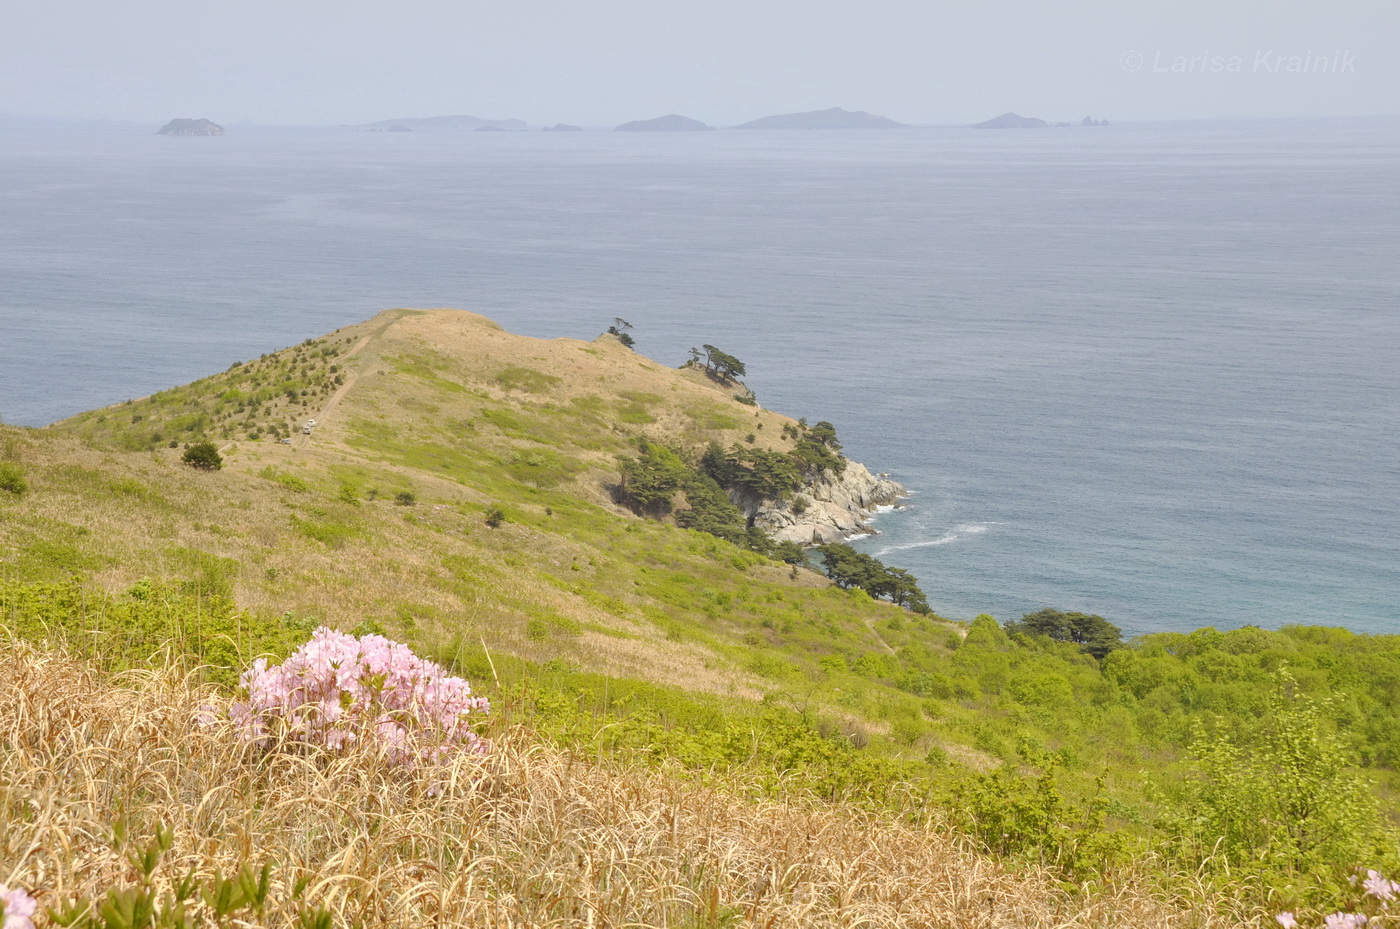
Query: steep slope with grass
[
  {"left": 2, "top": 308, "right": 1397, "bottom": 923},
  {"left": 33, "top": 309, "right": 925, "bottom": 698}
]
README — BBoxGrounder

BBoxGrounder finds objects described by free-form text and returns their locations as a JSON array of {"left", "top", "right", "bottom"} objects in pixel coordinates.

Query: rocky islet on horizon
[
  {"left": 736, "top": 107, "right": 905, "bottom": 130},
  {"left": 614, "top": 114, "right": 713, "bottom": 132},
  {"left": 157, "top": 118, "right": 224, "bottom": 136},
  {"left": 970, "top": 112, "right": 1049, "bottom": 129}
]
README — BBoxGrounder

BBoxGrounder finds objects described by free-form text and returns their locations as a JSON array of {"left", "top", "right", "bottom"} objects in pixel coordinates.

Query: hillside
[
  {"left": 3, "top": 308, "right": 1398, "bottom": 923},
  {"left": 40, "top": 309, "right": 879, "bottom": 692}
]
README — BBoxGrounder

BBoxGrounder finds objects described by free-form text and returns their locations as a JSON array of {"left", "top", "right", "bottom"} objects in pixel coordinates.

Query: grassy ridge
[{"left": 1, "top": 308, "right": 1396, "bottom": 918}]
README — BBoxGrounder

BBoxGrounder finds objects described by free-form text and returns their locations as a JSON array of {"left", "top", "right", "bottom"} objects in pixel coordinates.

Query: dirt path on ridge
[{"left": 292, "top": 317, "right": 398, "bottom": 449}]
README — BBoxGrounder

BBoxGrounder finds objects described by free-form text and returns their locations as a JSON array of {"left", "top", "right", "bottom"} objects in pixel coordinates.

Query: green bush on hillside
[
  {"left": 0, "top": 462, "right": 28, "bottom": 496},
  {"left": 1006, "top": 608, "right": 1123, "bottom": 660},
  {"left": 181, "top": 442, "right": 223, "bottom": 471},
  {"left": 1166, "top": 672, "right": 1393, "bottom": 906},
  {"left": 817, "top": 543, "right": 930, "bottom": 613},
  {"left": 618, "top": 441, "right": 690, "bottom": 516}
]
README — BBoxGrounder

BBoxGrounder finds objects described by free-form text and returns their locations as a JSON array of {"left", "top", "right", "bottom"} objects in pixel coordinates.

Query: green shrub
[
  {"left": 0, "top": 462, "right": 28, "bottom": 496},
  {"left": 1170, "top": 672, "right": 1390, "bottom": 907},
  {"left": 181, "top": 442, "right": 223, "bottom": 471}
]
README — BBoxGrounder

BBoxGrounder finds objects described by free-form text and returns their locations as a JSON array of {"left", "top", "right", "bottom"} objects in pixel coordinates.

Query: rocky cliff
[{"left": 733, "top": 460, "right": 906, "bottom": 545}]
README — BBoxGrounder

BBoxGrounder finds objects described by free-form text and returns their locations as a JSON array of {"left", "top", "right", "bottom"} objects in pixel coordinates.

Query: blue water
[{"left": 2, "top": 120, "right": 1397, "bottom": 635}]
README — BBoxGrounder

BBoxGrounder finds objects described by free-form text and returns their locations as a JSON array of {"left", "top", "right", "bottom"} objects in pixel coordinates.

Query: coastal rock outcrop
[
  {"left": 157, "top": 118, "right": 224, "bottom": 136},
  {"left": 733, "top": 460, "right": 906, "bottom": 545}
]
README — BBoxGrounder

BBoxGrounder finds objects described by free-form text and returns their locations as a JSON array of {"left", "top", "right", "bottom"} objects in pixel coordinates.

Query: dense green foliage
[
  {"left": 1169, "top": 676, "right": 1388, "bottom": 898},
  {"left": 0, "top": 461, "right": 28, "bottom": 496},
  {"left": 690, "top": 345, "right": 747, "bottom": 383},
  {"left": 700, "top": 441, "right": 802, "bottom": 500},
  {"left": 1005, "top": 607, "right": 1123, "bottom": 659},
  {"left": 787, "top": 420, "right": 846, "bottom": 477},
  {"left": 621, "top": 419, "right": 854, "bottom": 534},
  {"left": 0, "top": 578, "right": 313, "bottom": 685},
  {"left": 181, "top": 442, "right": 223, "bottom": 471},
  {"left": 815, "top": 543, "right": 931, "bottom": 613},
  {"left": 618, "top": 441, "right": 691, "bottom": 516}
]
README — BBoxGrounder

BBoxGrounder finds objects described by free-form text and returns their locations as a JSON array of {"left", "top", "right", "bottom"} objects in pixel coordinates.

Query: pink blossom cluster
[
  {"left": 1, "top": 884, "right": 37, "bottom": 929},
  {"left": 1276, "top": 868, "right": 1400, "bottom": 929},
  {"left": 1363, "top": 870, "right": 1400, "bottom": 902},
  {"left": 230, "top": 627, "right": 489, "bottom": 762}
]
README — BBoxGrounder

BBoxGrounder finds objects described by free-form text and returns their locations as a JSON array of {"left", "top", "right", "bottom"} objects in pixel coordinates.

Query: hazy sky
[{"left": 3, "top": 0, "right": 1395, "bottom": 125}]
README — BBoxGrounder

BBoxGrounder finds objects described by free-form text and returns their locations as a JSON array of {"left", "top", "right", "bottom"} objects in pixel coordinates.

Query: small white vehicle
[{"left": 302, "top": 424, "right": 312, "bottom": 435}]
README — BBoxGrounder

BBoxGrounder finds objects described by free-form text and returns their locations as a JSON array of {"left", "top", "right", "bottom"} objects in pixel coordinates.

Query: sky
[{"left": 2, "top": 0, "right": 1395, "bottom": 126}]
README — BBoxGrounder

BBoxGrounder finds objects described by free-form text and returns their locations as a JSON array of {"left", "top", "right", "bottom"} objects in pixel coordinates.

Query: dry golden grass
[{"left": 1, "top": 640, "right": 1253, "bottom": 928}]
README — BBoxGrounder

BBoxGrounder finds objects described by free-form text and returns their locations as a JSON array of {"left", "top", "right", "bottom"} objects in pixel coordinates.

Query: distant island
[
  {"left": 1082, "top": 116, "right": 1110, "bottom": 126},
  {"left": 543, "top": 123, "right": 583, "bottom": 132},
  {"left": 736, "top": 107, "right": 904, "bottom": 130},
  {"left": 614, "top": 114, "right": 712, "bottom": 132},
  {"left": 157, "top": 118, "right": 224, "bottom": 136},
  {"left": 970, "top": 112, "right": 1048, "bottom": 129},
  {"left": 357, "top": 115, "right": 526, "bottom": 131}
]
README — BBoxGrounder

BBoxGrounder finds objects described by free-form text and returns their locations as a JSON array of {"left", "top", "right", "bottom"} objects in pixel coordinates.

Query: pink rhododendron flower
[
  {"left": 1277, "top": 913, "right": 1298, "bottom": 929},
  {"left": 1363, "top": 870, "right": 1399, "bottom": 902},
  {"left": 230, "top": 627, "right": 489, "bottom": 763},
  {"left": 1, "top": 884, "right": 37, "bottom": 929},
  {"left": 1324, "top": 914, "right": 1367, "bottom": 929}
]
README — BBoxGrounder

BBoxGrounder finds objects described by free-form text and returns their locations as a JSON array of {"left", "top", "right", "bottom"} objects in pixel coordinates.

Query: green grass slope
[{"left": 1, "top": 307, "right": 1396, "bottom": 917}]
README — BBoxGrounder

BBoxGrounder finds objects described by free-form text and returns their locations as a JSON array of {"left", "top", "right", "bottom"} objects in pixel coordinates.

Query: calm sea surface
[{"left": 2, "top": 119, "right": 1397, "bottom": 635}]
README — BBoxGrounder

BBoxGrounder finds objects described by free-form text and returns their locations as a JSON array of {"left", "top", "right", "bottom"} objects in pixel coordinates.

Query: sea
[{"left": 2, "top": 118, "right": 1397, "bottom": 637}]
